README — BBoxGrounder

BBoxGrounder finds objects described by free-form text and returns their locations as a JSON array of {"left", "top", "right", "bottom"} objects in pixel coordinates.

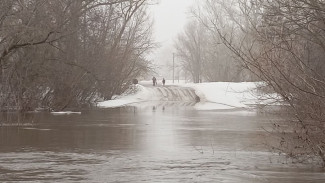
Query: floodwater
[{"left": 0, "top": 103, "right": 324, "bottom": 182}]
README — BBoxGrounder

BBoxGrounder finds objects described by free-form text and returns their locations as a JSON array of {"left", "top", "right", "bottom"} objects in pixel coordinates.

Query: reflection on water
[{"left": 0, "top": 103, "right": 324, "bottom": 182}]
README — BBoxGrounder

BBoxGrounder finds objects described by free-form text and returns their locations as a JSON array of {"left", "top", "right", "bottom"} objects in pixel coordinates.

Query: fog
[{"left": 148, "top": 0, "right": 196, "bottom": 79}]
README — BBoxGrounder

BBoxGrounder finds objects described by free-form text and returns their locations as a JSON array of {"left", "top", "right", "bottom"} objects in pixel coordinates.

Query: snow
[
  {"left": 97, "top": 85, "right": 150, "bottom": 107},
  {"left": 97, "top": 81, "right": 280, "bottom": 110},
  {"left": 51, "top": 111, "right": 82, "bottom": 115},
  {"left": 182, "top": 82, "right": 281, "bottom": 110},
  {"left": 185, "top": 82, "right": 255, "bottom": 110}
]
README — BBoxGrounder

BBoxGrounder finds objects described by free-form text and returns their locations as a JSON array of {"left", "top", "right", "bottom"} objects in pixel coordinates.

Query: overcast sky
[
  {"left": 151, "top": 0, "right": 194, "bottom": 43},
  {"left": 149, "top": 0, "right": 195, "bottom": 77}
]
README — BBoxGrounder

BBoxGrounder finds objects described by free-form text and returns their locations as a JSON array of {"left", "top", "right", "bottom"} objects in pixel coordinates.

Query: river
[{"left": 0, "top": 103, "right": 324, "bottom": 182}]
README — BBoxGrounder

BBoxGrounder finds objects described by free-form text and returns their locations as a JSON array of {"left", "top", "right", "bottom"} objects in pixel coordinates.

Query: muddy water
[{"left": 0, "top": 103, "right": 324, "bottom": 182}]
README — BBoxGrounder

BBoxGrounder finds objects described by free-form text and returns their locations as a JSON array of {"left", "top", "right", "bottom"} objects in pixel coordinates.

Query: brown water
[{"left": 0, "top": 103, "right": 324, "bottom": 182}]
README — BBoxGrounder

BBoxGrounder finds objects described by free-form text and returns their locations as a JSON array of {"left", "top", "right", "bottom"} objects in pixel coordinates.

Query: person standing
[
  {"left": 162, "top": 78, "right": 165, "bottom": 86},
  {"left": 152, "top": 76, "right": 157, "bottom": 86}
]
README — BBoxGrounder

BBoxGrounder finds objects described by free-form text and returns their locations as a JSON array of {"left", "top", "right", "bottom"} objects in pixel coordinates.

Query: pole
[{"left": 173, "top": 53, "right": 175, "bottom": 84}]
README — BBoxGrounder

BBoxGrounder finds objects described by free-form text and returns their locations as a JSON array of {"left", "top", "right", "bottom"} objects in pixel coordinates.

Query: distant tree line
[
  {"left": 0, "top": 0, "right": 154, "bottom": 111},
  {"left": 174, "top": 6, "right": 254, "bottom": 83},
  {"left": 189, "top": 0, "right": 325, "bottom": 165}
]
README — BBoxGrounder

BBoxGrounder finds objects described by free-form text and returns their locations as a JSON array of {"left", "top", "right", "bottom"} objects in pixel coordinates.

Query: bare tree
[
  {"left": 175, "top": 20, "right": 205, "bottom": 83},
  {"left": 175, "top": 16, "right": 249, "bottom": 82},
  {"left": 0, "top": 0, "right": 155, "bottom": 111},
  {"left": 197, "top": 0, "right": 325, "bottom": 164}
]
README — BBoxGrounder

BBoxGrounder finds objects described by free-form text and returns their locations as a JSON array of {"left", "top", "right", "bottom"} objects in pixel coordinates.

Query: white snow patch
[
  {"left": 50, "top": 111, "right": 81, "bottom": 115},
  {"left": 98, "top": 85, "right": 152, "bottom": 108},
  {"left": 182, "top": 82, "right": 255, "bottom": 110}
]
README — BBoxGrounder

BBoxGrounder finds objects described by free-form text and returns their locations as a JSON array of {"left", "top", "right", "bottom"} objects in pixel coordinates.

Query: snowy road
[{"left": 98, "top": 82, "right": 276, "bottom": 110}]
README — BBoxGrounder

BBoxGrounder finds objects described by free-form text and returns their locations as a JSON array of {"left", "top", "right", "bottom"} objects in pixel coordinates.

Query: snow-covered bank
[
  {"left": 97, "top": 85, "right": 157, "bottom": 108},
  {"left": 184, "top": 82, "right": 257, "bottom": 110},
  {"left": 97, "top": 82, "right": 280, "bottom": 110}
]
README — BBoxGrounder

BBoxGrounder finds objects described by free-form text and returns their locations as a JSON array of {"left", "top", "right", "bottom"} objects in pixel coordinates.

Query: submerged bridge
[
  {"left": 145, "top": 86, "right": 200, "bottom": 102},
  {"left": 122, "top": 83, "right": 200, "bottom": 103}
]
